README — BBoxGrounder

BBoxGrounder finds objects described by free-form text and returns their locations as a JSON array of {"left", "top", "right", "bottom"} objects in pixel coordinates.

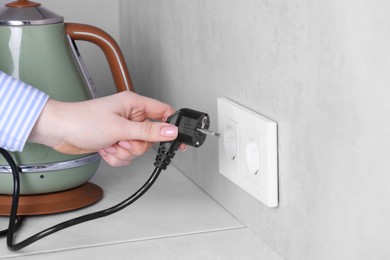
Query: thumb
[{"left": 121, "top": 121, "right": 178, "bottom": 142}]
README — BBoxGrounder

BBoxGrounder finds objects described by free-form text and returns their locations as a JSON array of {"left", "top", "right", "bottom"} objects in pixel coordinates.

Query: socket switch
[{"left": 217, "top": 98, "right": 278, "bottom": 207}]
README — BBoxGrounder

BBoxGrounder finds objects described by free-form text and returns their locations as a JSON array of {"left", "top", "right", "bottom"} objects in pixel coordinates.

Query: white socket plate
[{"left": 217, "top": 98, "right": 278, "bottom": 207}]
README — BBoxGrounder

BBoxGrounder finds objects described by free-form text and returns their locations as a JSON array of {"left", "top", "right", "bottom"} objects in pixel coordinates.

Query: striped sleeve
[{"left": 0, "top": 71, "right": 49, "bottom": 152}]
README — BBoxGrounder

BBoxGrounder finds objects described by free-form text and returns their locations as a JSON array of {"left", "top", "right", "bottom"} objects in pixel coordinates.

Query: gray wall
[
  {"left": 119, "top": 0, "right": 390, "bottom": 259},
  {"left": 2, "top": 0, "right": 389, "bottom": 258}
]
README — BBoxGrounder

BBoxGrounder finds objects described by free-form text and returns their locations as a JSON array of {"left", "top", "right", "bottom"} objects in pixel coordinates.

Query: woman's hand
[{"left": 29, "top": 91, "right": 179, "bottom": 166}]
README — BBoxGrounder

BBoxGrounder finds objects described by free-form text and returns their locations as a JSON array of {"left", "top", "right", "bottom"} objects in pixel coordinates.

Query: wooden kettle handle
[{"left": 65, "top": 23, "right": 134, "bottom": 92}]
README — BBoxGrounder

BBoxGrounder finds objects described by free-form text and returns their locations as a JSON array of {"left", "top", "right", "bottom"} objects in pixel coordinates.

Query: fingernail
[
  {"left": 118, "top": 141, "right": 132, "bottom": 150},
  {"left": 161, "top": 125, "right": 178, "bottom": 137},
  {"left": 179, "top": 144, "right": 187, "bottom": 151},
  {"left": 103, "top": 146, "right": 117, "bottom": 154}
]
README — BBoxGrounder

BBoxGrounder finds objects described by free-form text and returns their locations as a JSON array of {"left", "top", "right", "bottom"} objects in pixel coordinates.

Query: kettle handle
[{"left": 65, "top": 23, "right": 134, "bottom": 92}]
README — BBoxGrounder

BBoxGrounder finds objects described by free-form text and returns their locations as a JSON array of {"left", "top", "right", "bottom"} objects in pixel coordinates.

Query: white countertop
[{"left": 0, "top": 150, "right": 282, "bottom": 260}]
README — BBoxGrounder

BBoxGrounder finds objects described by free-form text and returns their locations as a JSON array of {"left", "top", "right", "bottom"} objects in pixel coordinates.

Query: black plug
[{"left": 154, "top": 108, "right": 219, "bottom": 170}]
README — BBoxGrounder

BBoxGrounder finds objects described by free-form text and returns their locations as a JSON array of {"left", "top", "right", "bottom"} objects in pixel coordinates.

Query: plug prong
[{"left": 197, "top": 128, "right": 221, "bottom": 137}]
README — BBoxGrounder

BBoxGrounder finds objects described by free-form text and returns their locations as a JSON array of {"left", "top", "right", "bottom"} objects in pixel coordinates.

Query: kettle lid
[{"left": 0, "top": 0, "right": 63, "bottom": 26}]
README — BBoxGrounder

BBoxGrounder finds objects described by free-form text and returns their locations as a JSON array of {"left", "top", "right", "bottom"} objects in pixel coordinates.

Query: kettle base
[{"left": 0, "top": 182, "right": 103, "bottom": 216}]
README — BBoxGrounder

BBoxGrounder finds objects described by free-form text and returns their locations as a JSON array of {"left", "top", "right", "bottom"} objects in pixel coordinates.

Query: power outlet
[{"left": 217, "top": 98, "right": 278, "bottom": 207}]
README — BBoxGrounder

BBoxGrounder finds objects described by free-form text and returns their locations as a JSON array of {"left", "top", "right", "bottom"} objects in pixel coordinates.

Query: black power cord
[
  {"left": 0, "top": 147, "right": 163, "bottom": 251},
  {"left": 0, "top": 108, "right": 215, "bottom": 251}
]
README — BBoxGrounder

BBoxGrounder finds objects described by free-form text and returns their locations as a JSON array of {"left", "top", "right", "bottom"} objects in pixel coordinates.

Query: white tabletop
[{"left": 0, "top": 150, "right": 282, "bottom": 260}]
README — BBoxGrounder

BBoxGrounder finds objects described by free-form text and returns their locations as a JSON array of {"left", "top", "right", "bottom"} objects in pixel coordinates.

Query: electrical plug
[{"left": 154, "top": 108, "right": 220, "bottom": 170}]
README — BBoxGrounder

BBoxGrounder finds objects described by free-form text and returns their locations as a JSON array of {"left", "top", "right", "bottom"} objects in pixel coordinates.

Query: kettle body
[{"left": 0, "top": 0, "right": 133, "bottom": 194}]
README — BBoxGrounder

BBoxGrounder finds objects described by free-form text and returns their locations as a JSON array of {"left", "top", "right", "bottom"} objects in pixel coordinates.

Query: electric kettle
[{"left": 0, "top": 0, "right": 133, "bottom": 196}]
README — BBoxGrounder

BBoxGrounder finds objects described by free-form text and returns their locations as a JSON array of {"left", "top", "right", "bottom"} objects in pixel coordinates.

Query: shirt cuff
[{"left": 0, "top": 71, "right": 49, "bottom": 152}]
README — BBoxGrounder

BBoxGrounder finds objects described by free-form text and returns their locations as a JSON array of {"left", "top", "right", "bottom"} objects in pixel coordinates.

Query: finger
[
  {"left": 119, "top": 121, "right": 178, "bottom": 142},
  {"left": 130, "top": 93, "right": 175, "bottom": 122},
  {"left": 179, "top": 144, "right": 187, "bottom": 151},
  {"left": 99, "top": 147, "right": 134, "bottom": 167},
  {"left": 101, "top": 154, "right": 133, "bottom": 167},
  {"left": 118, "top": 140, "right": 152, "bottom": 157},
  {"left": 100, "top": 145, "right": 117, "bottom": 154}
]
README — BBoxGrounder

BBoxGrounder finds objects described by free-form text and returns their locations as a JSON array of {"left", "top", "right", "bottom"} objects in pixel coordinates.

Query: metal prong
[{"left": 197, "top": 128, "right": 221, "bottom": 137}]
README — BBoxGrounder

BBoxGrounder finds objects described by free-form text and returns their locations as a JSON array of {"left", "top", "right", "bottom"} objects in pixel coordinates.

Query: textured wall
[
  {"left": 119, "top": 0, "right": 390, "bottom": 259},
  {"left": 0, "top": 0, "right": 121, "bottom": 97},
  {"left": 2, "top": 0, "right": 388, "bottom": 258}
]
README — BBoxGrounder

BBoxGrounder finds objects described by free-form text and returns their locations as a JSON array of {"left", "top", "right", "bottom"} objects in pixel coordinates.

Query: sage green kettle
[{"left": 0, "top": 0, "right": 133, "bottom": 195}]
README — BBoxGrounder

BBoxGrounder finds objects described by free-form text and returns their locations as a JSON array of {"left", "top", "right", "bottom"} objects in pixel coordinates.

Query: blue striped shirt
[{"left": 0, "top": 71, "right": 48, "bottom": 152}]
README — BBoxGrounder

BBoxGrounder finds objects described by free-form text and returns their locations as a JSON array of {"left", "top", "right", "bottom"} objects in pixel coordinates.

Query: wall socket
[{"left": 217, "top": 98, "right": 278, "bottom": 207}]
